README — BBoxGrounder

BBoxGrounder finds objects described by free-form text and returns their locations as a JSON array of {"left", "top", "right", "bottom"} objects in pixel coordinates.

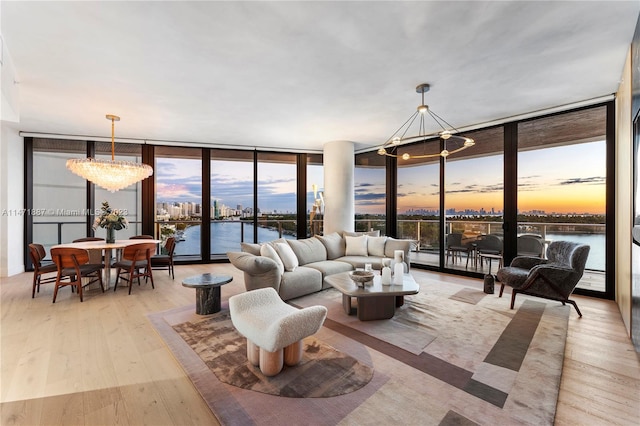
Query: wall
[
  {"left": 616, "top": 48, "right": 633, "bottom": 335},
  {"left": 0, "top": 124, "right": 24, "bottom": 277}
]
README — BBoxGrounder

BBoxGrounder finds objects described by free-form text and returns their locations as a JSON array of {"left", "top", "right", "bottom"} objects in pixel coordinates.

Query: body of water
[
  {"left": 173, "top": 223, "right": 606, "bottom": 271},
  {"left": 174, "top": 222, "right": 294, "bottom": 256}
]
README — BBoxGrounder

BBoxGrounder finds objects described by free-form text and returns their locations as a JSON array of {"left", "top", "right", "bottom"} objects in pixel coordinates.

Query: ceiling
[{"left": 1, "top": 1, "right": 639, "bottom": 154}]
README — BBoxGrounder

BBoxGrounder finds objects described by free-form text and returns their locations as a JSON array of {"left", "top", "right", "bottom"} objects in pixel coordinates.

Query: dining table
[{"left": 52, "top": 239, "right": 162, "bottom": 289}]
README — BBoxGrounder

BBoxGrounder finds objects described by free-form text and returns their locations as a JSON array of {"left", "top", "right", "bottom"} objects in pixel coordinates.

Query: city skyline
[{"left": 156, "top": 141, "right": 606, "bottom": 216}]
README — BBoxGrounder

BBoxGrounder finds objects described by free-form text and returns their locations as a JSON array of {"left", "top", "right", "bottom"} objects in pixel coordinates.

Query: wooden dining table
[{"left": 52, "top": 239, "right": 162, "bottom": 289}]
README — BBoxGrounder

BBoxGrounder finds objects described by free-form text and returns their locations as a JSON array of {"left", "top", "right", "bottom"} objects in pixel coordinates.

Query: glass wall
[
  {"left": 210, "top": 149, "right": 254, "bottom": 255},
  {"left": 397, "top": 141, "right": 441, "bottom": 267},
  {"left": 355, "top": 151, "right": 386, "bottom": 235},
  {"left": 257, "top": 152, "right": 297, "bottom": 243},
  {"left": 155, "top": 146, "right": 203, "bottom": 259},
  {"left": 94, "top": 142, "right": 143, "bottom": 239},
  {"left": 307, "top": 154, "right": 324, "bottom": 237},
  {"left": 32, "top": 139, "right": 88, "bottom": 252},
  {"left": 517, "top": 107, "right": 607, "bottom": 292},
  {"left": 444, "top": 127, "right": 504, "bottom": 274}
]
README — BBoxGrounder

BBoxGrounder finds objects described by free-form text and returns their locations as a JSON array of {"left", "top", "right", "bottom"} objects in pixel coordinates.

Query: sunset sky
[{"left": 155, "top": 140, "right": 606, "bottom": 216}]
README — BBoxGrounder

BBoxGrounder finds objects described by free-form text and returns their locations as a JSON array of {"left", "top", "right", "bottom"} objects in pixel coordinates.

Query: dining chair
[
  {"left": 50, "top": 247, "right": 104, "bottom": 303},
  {"left": 72, "top": 237, "right": 106, "bottom": 265},
  {"left": 28, "top": 243, "right": 58, "bottom": 298},
  {"left": 130, "top": 235, "right": 154, "bottom": 239},
  {"left": 151, "top": 237, "right": 176, "bottom": 279},
  {"left": 445, "top": 233, "right": 471, "bottom": 267},
  {"left": 113, "top": 242, "right": 156, "bottom": 294}
]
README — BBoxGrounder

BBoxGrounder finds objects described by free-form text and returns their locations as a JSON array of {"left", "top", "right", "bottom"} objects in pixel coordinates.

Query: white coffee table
[{"left": 324, "top": 271, "right": 419, "bottom": 321}]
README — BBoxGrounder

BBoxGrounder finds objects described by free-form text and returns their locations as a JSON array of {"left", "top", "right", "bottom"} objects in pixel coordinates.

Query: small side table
[
  {"left": 182, "top": 273, "right": 233, "bottom": 315},
  {"left": 478, "top": 253, "right": 503, "bottom": 275}
]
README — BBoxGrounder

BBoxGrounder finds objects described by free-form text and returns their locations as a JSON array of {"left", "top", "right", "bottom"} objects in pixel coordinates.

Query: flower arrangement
[{"left": 93, "top": 201, "right": 128, "bottom": 231}]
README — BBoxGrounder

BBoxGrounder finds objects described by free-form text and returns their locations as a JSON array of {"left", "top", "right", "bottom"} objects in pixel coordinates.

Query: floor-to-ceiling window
[
  {"left": 210, "top": 149, "right": 254, "bottom": 255},
  {"left": 355, "top": 151, "right": 386, "bottom": 235},
  {"left": 31, "top": 139, "right": 88, "bottom": 253},
  {"left": 397, "top": 141, "right": 441, "bottom": 267},
  {"left": 256, "top": 152, "right": 297, "bottom": 243},
  {"left": 517, "top": 106, "right": 607, "bottom": 293},
  {"left": 307, "top": 154, "right": 324, "bottom": 237},
  {"left": 155, "top": 146, "right": 203, "bottom": 259},
  {"left": 444, "top": 127, "right": 504, "bottom": 274}
]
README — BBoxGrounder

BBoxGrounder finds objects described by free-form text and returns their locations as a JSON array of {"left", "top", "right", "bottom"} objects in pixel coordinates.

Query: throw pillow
[
  {"left": 315, "top": 232, "right": 345, "bottom": 259},
  {"left": 260, "top": 243, "right": 285, "bottom": 275},
  {"left": 287, "top": 238, "right": 327, "bottom": 265},
  {"left": 343, "top": 230, "right": 381, "bottom": 238},
  {"left": 368, "top": 236, "right": 387, "bottom": 257},
  {"left": 384, "top": 237, "right": 415, "bottom": 259},
  {"left": 345, "top": 235, "right": 368, "bottom": 256},
  {"left": 275, "top": 242, "right": 299, "bottom": 272}
]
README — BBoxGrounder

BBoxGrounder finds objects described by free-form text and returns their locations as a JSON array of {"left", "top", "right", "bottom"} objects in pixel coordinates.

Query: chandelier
[
  {"left": 377, "top": 83, "right": 475, "bottom": 160},
  {"left": 66, "top": 115, "right": 153, "bottom": 192}
]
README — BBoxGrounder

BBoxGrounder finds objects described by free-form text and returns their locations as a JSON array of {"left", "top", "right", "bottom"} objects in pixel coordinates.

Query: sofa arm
[{"left": 227, "top": 252, "right": 282, "bottom": 293}]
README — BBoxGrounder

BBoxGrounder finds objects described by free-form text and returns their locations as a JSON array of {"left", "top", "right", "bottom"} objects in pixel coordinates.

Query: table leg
[
  {"left": 342, "top": 294, "right": 355, "bottom": 315},
  {"left": 103, "top": 248, "right": 113, "bottom": 289},
  {"left": 357, "top": 296, "right": 396, "bottom": 321},
  {"left": 195, "top": 286, "right": 221, "bottom": 315}
]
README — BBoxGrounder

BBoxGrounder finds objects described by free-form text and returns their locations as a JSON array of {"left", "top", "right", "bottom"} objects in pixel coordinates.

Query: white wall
[{"left": 0, "top": 123, "right": 24, "bottom": 277}]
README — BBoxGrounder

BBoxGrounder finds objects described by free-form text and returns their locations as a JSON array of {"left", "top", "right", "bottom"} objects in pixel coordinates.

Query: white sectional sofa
[{"left": 227, "top": 231, "right": 415, "bottom": 301}]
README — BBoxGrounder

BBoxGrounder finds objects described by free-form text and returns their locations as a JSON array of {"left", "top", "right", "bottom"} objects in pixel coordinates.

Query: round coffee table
[{"left": 182, "top": 273, "right": 233, "bottom": 315}]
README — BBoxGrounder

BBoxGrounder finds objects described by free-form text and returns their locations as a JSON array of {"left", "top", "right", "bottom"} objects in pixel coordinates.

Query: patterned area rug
[
  {"left": 172, "top": 312, "right": 373, "bottom": 398},
  {"left": 150, "top": 275, "right": 570, "bottom": 425}
]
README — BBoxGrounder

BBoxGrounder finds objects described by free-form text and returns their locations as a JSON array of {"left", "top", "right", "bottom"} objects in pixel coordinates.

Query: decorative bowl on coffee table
[{"left": 350, "top": 270, "right": 374, "bottom": 287}]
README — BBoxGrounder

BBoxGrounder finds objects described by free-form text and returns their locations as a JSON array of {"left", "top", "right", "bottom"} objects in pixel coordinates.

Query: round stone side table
[{"left": 182, "top": 273, "right": 233, "bottom": 315}]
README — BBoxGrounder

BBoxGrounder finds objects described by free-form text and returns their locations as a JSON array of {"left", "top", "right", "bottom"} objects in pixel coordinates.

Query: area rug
[
  {"left": 150, "top": 274, "right": 570, "bottom": 425},
  {"left": 172, "top": 312, "right": 373, "bottom": 397}
]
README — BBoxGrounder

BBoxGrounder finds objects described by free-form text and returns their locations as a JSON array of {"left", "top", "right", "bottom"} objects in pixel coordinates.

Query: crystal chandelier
[
  {"left": 377, "top": 83, "right": 475, "bottom": 160},
  {"left": 66, "top": 115, "right": 153, "bottom": 192}
]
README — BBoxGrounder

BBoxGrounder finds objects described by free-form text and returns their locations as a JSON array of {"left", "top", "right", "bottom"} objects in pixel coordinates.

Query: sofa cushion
[
  {"left": 279, "top": 266, "right": 323, "bottom": 300},
  {"left": 343, "top": 230, "right": 380, "bottom": 237},
  {"left": 260, "top": 243, "right": 285, "bottom": 275},
  {"left": 274, "top": 242, "right": 299, "bottom": 272},
  {"left": 287, "top": 237, "right": 327, "bottom": 265},
  {"left": 315, "top": 232, "right": 345, "bottom": 259},
  {"left": 345, "top": 235, "right": 368, "bottom": 256},
  {"left": 368, "top": 236, "right": 387, "bottom": 257},
  {"left": 304, "top": 260, "right": 354, "bottom": 279},
  {"left": 241, "top": 242, "right": 262, "bottom": 256},
  {"left": 384, "top": 237, "right": 414, "bottom": 259},
  {"left": 337, "top": 255, "right": 381, "bottom": 270}
]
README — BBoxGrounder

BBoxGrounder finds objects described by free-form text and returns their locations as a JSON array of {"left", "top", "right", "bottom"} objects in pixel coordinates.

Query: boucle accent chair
[
  {"left": 229, "top": 287, "right": 327, "bottom": 376},
  {"left": 496, "top": 240, "right": 590, "bottom": 317}
]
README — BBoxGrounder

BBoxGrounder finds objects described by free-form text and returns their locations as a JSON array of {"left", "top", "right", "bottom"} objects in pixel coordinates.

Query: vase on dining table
[{"left": 106, "top": 226, "right": 116, "bottom": 244}]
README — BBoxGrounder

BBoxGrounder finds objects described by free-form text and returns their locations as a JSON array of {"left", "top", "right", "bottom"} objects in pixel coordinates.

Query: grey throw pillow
[{"left": 315, "top": 232, "right": 345, "bottom": 259}]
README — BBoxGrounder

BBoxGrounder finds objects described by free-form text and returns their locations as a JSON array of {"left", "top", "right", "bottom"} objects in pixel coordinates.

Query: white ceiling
[{"left": 1, "top": 1, "right": 639, "bottom": 154}]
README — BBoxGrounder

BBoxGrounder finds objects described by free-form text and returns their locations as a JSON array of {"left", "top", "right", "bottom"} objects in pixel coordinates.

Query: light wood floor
[{"left": 1, "top": 264, "right": 639, "bottom": 425}]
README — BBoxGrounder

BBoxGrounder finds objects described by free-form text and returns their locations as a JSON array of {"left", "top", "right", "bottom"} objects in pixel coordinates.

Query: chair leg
[
  {"left": 510, "top": 290, "right": 518, "bottom": 309},
  {"left": 259, "top": 347, "right": 284, "bottom": 376},
  {"left": 566, "top": 299, "right": 583, "bottom": 317},
  {"left": 113, "top": 268, "right": 121, "bottom": 292},
  {"left": 499, "top": 283, "right": 505, "bottom": 298},
  {"left": 32, "top": 274, "right": 38, "bottom": 298},
  {"left": 247, "top": 339, "right": 260, "bottom": 366},
  {"left": 284, "top": 340, "right": 303, "bottom": 366},
  {"left": 148, "top": 268, "right": 155, "bottom": 289}
]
